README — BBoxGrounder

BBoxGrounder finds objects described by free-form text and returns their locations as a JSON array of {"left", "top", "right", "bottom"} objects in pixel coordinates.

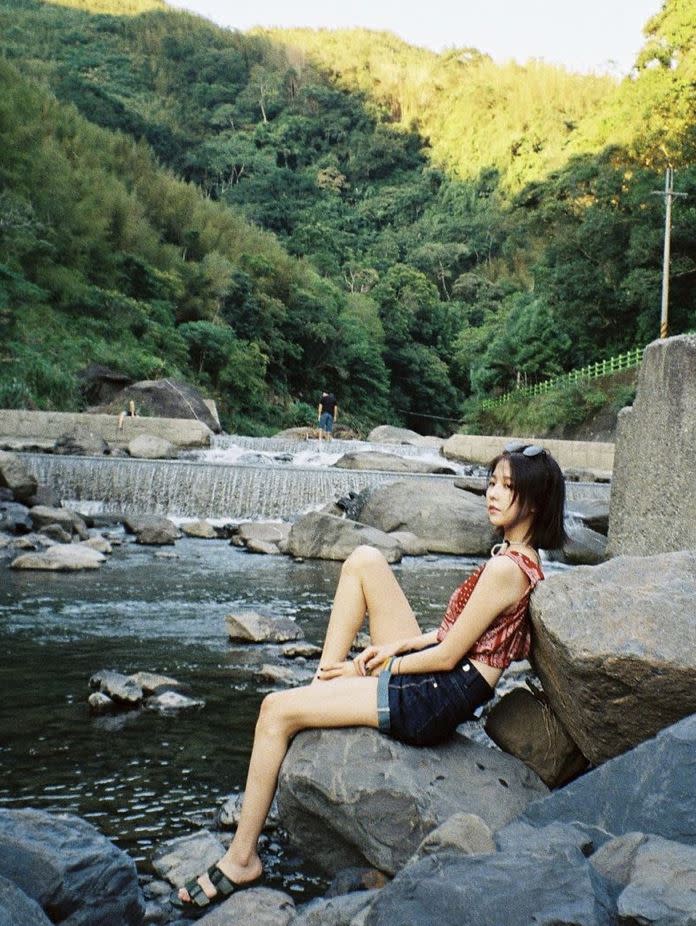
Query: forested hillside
[{"left": 1, "top": 0, "right": 695, "bottom": 434}]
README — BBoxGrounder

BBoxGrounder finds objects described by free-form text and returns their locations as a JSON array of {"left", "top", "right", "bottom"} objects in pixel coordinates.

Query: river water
[{"left": 0, "top": 533, "right": 504, "bottom": 898}]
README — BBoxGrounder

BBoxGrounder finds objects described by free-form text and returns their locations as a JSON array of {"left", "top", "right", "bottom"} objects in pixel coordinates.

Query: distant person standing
[
  {"left": 317, "top": 391, "right": 338, "bottom": 441},
  {"left": 117, "top": 399, "right": 137, "bottom": 431}
]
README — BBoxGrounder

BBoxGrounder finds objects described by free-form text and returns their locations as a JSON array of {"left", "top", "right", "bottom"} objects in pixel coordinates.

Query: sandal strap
[
  {"left": 208, "top": 864, "right": 237, "bottom": 897},
  {"left": 182, "top": 878, "right": 211, "bottom": 908}
]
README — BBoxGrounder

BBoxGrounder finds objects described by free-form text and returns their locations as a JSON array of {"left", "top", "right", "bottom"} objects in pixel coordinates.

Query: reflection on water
[{"left": 0, "top": 537, "right": 496, "bottom": 895}]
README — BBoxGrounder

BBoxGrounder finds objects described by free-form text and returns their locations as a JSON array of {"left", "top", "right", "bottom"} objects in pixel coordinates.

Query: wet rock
[
  {"left": 90, "top": 670, "right": 143, "bottom": 706},
  {"left": 566, "top": 498, "right": 610, "bottom": 535},
  {"left": 286, "top": 512, "right": 402, "bottom": 563},
  {"left": 517, "top": 713, "right": 696, "bottom": 848},
  {"left": 290, "top": 890, "right": 378, "bottom": 926},
  {"left": 0, "top": 875, "right": 53, "bottom": 926},
  {"left": 88, "top": 691, "right": 116, "bottom": 713},
  {"left": 124, "top": 516, "right": 180, "bottom": 545},
  {"left": 0, "top": 807, "right": 144, "bottom": 926},
  {"left": 530, "top": 550, "right": 696, "bottom": 763},
  {"left": 11, "top": 544, "right": 106, "bottom": 571},
  {"left": 609, "top": 334, "right": 696, "bottom": 555},
  {"left": 0, "top": 500, "right": 33, "bottom": 534},
  {"left": 225, "top": 611, "right": 304, "bottom": 644},
  {"left": 259, "top": 663, "right": 313, "bottom": 687},
  {"left": 144, "top": 690, "right": 204, "bottom": 712},
  {"left": 547, "top": 523, "right": 607, "bottom": 566},
  {"left": 181, "top": 520, "right": 219, "bottom": 539},
  {"left": 358, "top": 480, "right": 495, "bottom": 555},
  {"left": 333, "top": 452, "right": 455, "bottom": 475},
  {"left": 0, "top": 450, "right": 38, "bottom": 501},
  {"left": 152, "top": 831, "right": 225, "bottom": 888},
  {"left": 29, "top": 505, "right": 87, "bottom": 537},
  {"left": 232, "top": 522, "right": 291, "bottom": 548},
  {"left": 10, "top": 533, "right": 55, "bottom": 551},
  {"left": 363, "top": 845, "right": 612, "bottom": 926},
  {"left": 38, "top": 524, "right": 72, "bottom": 543},
  {"left": 81, "top": 535, "right": 113, "bottom": 554},
  {"left": 127, "top": 434, "right": 177, "bottom": 460},
  {"left": 195, "top": 887, "right": 294, "bottom": 926},
  {"left": 247, "top": 539, "right": 283, "bottom": 555},
  {"left": 564, "top": 467, "right": 612, "bottom": 483},
  {"left": 590, "top": 833, "right": 696, "bottom": 925},
  {"left": 129, "top": 672, "right": 182, "bottom": 694},
  {"left": 276, "top": 727, "right": 547, "bottom": 876},
  {"left": 282, "top": 643, "right": 322, "bottom": 660},
  {"left": 217, "top": 793, "right": 279, "bottom": 830}
]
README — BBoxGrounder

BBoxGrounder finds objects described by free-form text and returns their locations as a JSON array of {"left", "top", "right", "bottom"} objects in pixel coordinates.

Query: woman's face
[{"left": 486, "top": 459, "right": 522, "bottom": 533}]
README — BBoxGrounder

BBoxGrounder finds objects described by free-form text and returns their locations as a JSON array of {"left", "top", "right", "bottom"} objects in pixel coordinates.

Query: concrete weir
[{"left": 0, "top": 409, "right": 212, "bottom": 449}]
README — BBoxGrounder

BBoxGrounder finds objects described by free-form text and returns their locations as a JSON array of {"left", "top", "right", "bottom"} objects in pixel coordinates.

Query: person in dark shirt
[{"left": 317, "top": 391, "right": 338, "bottom": 441}]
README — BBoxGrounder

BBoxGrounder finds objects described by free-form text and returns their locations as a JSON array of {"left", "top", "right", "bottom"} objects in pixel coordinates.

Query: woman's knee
[
  {"left": 256, "top": 691, "right": 289, "bottom": 736},
  {"left": 343, "top": 544, "right": 387, "bottom": 575}
]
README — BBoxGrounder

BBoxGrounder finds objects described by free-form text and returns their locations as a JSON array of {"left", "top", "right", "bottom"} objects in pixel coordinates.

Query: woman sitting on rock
[{"left": 174, "top": 442, "right": 567, "bottom": 914}]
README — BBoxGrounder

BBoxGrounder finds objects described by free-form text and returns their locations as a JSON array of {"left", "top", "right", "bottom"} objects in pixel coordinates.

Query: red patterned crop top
[{"left": 436, "top": 549, "right": 544, "bottom": 669}]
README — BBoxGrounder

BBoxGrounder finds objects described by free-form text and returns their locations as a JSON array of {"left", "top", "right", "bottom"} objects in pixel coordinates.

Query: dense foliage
[{"left": 1, "top": 0, "right": 695, "bottom": 433}]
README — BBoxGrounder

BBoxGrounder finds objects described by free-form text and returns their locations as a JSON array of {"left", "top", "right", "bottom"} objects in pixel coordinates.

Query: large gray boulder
[
  {"left": 0, "top": 876, "right": 53, "bottom": 926},
  {"left": 361, "top": 846, "right": 612, "bottom": 926},
  {"left": 108, "top": 379, "right": 221, "bottom": 433},
  {"left": 286, "top": 512, "right": 402, "bottom": 562},
  {"left": 608, "top": 334, "right": 696, "bottom": 555},
  {"left": 366, "top": 426, "right": 427, "bottom": 444},
  {"left": 358, "top": 480, "right": 495, "bottom": 555},
  {"left": 530, "top": 550, "right": 696, "bottom": 764},
  {"left": 0, "top": 451, "right": 37, "bottom": 501},
  {"left": 276, "top": 727, "right": 547, "bottom": 876},
  {"left": 516, "top": 712, "right": 696, "bottom": 847},
  {"left": 123, "top": 515, "right": 180, "bottom": 545},
  {"left": 225, "top": 611, "right": 303, "bottom": 643},
  {"left": 590, "top": 833, "right": 696, "bottom": 925},
  {"left": 333, "top": 452, "right": 455, "bottom": 475},
  {"left": 0, "top": 808, "right": 144, "bottom": 926},
  {"left": 29, "top": 506, "right": 88, "bottom": 538},
  {"left": 11, "top": 544, "right": 106, "bottom": 571}
]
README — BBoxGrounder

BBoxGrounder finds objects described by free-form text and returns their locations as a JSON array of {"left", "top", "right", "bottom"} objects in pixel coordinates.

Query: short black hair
[{"left": 488, "top": 446, "right": 567, "bottom": 551}]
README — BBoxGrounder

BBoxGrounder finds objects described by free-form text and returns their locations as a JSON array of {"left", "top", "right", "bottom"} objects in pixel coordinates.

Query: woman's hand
[
  {"left": 354, "top": 642, "right": 400, "bottom": 677},
  {"left": 316, "top": 660, "right": 360, "bottom": 681}
]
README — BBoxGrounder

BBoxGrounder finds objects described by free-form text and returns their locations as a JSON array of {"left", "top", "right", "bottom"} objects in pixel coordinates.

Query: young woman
[{"left": 174, "top": 442, "right": 567, "bottom": 914}]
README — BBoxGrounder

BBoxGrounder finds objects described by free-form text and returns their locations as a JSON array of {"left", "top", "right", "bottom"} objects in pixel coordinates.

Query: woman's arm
[{"left": 374, "top": 556, "right": 528, "bottom": 676}]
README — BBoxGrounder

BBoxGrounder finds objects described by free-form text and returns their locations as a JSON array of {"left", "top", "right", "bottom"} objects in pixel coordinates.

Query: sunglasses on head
[{"left": 504, "top": 442, "right": 546, "bottom": 457}]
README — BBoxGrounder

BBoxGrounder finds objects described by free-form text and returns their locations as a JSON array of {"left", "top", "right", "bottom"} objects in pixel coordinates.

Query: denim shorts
[
  {"left": 377, "top": 656, "right": 494, "bottom": 747},
  {"left": 319, "top": 412, "right": 334, "bottom": 433}
]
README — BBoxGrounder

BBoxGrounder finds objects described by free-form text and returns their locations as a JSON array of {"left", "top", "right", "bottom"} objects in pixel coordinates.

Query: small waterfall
[
  {"left": 212, "top": 434, "right": 439, "bottom": 458},
  {"left": 22, "top": 454, "right": 452, "bottom": 520},
  {"left": 21, "top": 443, "right": 610, "bottom": 521}
]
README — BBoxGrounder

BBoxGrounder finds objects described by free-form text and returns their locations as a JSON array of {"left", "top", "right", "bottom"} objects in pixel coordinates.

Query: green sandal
[{"left": 170, "top": 863, "right": 263, "bottom": 917}]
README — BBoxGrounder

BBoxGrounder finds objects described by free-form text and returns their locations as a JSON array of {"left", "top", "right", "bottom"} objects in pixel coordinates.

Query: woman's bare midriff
[{"left": 470, "top": 658, "right": 503, "bottom": 689}]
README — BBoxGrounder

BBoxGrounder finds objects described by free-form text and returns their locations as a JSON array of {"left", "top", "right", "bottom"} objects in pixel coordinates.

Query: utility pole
[{"left": 652, "top": 168, "right": 687, "bottom": 339}]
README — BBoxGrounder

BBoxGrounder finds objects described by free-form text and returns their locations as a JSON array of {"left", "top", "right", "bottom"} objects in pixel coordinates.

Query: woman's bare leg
[
  {"left": 179, "top": 677, "right": 379, "bottom": 900},
  {"left": 179, "top": 545, "right": 419, "bottom": 903},
  {"left": 318, "top": 545, "right": 421, "bottom": 668}
]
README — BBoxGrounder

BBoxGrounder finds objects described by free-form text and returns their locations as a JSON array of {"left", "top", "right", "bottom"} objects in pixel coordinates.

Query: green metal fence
[{"left": 480, "top": 346, "right": 644, "bottom": 411}]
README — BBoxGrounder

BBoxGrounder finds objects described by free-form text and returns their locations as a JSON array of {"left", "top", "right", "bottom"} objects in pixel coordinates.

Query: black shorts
[{"left": 377, "top": 656, "right": 494, "bottom": 747}]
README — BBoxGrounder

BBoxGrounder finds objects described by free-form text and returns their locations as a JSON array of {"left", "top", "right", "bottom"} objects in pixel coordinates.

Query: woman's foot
[{"left": 175, "top": 855, "right": 263, "bottom": 910}]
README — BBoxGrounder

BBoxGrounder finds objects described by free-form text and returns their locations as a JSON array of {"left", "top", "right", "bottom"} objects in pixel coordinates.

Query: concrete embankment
[
  {"left": 0, "top": 409, "right": 212, "bottom": 449},
  {"left": 443, "top": 434, "right": 613, "bottom": 477}
]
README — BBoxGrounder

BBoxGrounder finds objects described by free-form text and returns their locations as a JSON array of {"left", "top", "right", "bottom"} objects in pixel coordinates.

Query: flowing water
[
  {"left": 2, "top": 436, "right": 594, "bottom": 898},
  {"left": 0, "top": 534, "right": 505, "bottom": 898}
]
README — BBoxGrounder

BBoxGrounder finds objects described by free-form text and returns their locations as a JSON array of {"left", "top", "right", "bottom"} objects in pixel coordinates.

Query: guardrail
[{"left": 480, "top": 346, "right": 644, "bottom": 410}]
